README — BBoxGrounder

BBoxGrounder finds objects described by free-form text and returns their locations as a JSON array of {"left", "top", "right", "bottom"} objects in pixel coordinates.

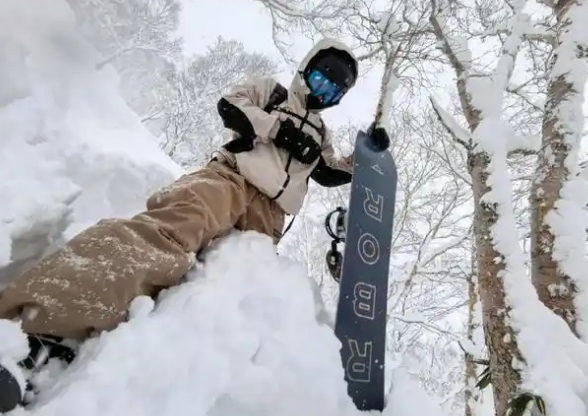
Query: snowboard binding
[{"left": 324, "top": 206, "right": 347, "bottom": 282}]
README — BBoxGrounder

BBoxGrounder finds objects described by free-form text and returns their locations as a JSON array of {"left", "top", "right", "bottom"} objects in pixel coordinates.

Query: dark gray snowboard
[
  {"left": 0, "top": 364, "right": 22, "bottom": 413},
  {"left": 334, "top": 129, "right": 397, "bottom": 411}
]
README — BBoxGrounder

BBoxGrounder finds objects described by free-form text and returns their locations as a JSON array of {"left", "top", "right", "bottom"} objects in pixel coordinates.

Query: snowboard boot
[
  {"left": 21, "top": 335, "right": 77, "bottom": 372},
  {"left": 0, "top": 335, "right": 77, "bottom": 412}
]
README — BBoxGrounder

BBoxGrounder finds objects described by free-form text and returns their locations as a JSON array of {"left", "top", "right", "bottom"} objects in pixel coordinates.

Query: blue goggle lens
[{"left": 306, "top": 69, "right": 345, "bottom": 105}]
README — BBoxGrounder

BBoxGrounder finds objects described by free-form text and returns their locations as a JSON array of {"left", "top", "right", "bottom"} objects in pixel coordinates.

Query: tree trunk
[
  {"left": 465, "top": 276, "right": 480, "bottom": 416},
  {"left": 529, "top": 0, "right": 586, "bottom": 337},
  {"left": 529, "top": 74, "right": 578, "bottom": 334},
  {"left": 470, "top": 152, "right": 523, "bottom": 416},
  {"left": 430, "top": 5, "right": 532, "bottom": 413},
  {"left": 464, "top": 251, "right": 482, "bottom": 416},
  {"left": 464, "top": 356, "right": 478, "bottom": 416}
]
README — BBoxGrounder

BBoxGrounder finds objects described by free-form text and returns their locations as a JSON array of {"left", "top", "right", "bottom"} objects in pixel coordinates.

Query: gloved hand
[
  {"left": 367, "top": 122, "right": 391, "bottom": 151},
  {"left": 274, "top": 118, "right": 322, "bottom": 164},
  {"left": 223, "top": 136, "right": 254, "bottom": 153}
]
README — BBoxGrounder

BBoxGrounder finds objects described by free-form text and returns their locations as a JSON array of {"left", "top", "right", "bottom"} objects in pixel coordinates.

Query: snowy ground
[
  {"left": 2, "top": 233, "right": 444, "bottom": 416},
  {"left": 0, "top": 0, "right": 182, "bottom": 287},
  {"left": 0, "top": 0, "right": 449, "bottom": 415}
]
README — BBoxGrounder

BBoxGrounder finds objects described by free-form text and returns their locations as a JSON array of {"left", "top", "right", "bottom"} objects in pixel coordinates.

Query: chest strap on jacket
[
  {"left": 273, "top": 107, "right": 325, "bottom": 140},
  {"left": 222, "top": 82, "right": 288, "bottom": 154}
]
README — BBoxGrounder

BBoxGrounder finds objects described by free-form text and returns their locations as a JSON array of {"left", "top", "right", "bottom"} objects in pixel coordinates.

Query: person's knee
[
  {"left": 146, "top": 190, "right": 167, "bottom": 211},
  {"left": 146, "top": 167, "right": 245, "bottom": 213},
  {"left": 146, "top": 182, "right": 189, "bottom": 211}
]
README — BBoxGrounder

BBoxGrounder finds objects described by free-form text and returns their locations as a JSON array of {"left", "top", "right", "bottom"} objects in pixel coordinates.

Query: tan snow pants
[{"left": 0, "top": 160, "right": 285, "bottom": 340}]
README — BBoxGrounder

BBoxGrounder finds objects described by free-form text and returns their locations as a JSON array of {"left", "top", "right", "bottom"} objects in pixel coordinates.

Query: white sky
[{"left": 177, "top": 0, "right": 384, "bottom": 132}]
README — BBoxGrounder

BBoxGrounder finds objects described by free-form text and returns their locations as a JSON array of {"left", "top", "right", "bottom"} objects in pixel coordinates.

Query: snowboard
[
  {"left": 0, "top": 336, "right": 77, "bottom": 413},
  {"left": 0, "top": 363, "right": 22, "bottom": 413},
  {"left": 334, "top": 128, "right": 397, "bottom": 412}
]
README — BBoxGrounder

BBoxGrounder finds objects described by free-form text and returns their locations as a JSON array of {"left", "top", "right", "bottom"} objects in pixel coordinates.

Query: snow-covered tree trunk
[
  {"left": 430, "top": 2, "right": 533, "bottom": 414},
  {"left": 469, "top": 153, "right": 523, "bottom": 416},
  {"left": 529, "top": 0, "right": 588, "bottom": 338}
]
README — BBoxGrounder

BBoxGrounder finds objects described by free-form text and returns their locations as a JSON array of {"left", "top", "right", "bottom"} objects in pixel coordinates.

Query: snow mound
[
  {"left": 0, "top": 0, "right": 182, "bottom": 286},
  {"left": 5, "top": 232, "right": 447, "bottom": 416}
]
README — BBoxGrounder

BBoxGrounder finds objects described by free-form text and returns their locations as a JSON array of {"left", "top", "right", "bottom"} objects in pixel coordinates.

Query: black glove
[
  {"left": 367, "top": 122, "right": 391, "bottom": 151},
  {"left": 223, "top": 136, "right": 254, "bottom": 153},
  {"left": 274, "top": 119, "right": 322, "bottom": 165}
]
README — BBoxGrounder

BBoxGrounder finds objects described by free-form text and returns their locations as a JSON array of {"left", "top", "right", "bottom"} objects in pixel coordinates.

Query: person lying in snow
[{"left": 0, "top": 38, "right": 390, "bottom": 411}]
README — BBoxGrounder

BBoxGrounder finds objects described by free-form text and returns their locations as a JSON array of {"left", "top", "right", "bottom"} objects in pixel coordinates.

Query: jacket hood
[{"left": 289, "top": 38, "right": 358, "bottom": 112}]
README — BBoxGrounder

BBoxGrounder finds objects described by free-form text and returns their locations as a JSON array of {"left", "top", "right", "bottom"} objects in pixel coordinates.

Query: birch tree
[
  {"left": 428, "top": 1, "right": 537, "bottom": 414},
  {"left": 529, "top": 0, "right": 588, "bottom": 338}
]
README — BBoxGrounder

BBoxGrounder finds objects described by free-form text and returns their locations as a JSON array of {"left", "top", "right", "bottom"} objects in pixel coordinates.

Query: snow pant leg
[
  {"left": 234, "top": 189, "right": 285, "bottom": 244},
  {"left": 147, "top": 161, "right": 285, "bottom": 247},
  {"left": 0, "top": 162, "right": 259, "bottom": 340}
]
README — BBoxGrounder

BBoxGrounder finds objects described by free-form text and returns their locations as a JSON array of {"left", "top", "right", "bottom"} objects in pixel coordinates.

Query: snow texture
[
  {"left": 0, "top": 321, "right": 29, "bottom": 396},
  {"left": 2, "top": 233, "right": 446, "bottom": 416},
  {"left": 0, "top": 1, "right": 449, "bottom": 415},
  {"left": 0, "top": 0, "right": 182, "bottom": 286}
]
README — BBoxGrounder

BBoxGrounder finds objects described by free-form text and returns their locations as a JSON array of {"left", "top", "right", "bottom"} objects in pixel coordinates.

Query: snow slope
[
  {"left": 0, "top": 0, "right": 182, "bottom": 287},
  {"left": 2, "top": 233, "right": 445, "bottom": 416}
]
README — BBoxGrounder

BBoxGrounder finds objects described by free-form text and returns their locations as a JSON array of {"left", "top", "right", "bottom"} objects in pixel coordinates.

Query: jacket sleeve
[
  {"left": 217, "top": 76, "right": 281, "bottom": 143},
  {"left": 310, "top": 128, "right": 353, "bottom": 187}
]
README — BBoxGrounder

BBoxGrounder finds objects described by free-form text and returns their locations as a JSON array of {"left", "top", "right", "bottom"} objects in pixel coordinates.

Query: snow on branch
[
  {"left": 466, "top": 2, "right": 531, "bottom": 121},
  {"left": 507, "top": 133, "right": 541, "bottom": 155},
  {"left": 476, "top": 20, "right": 557, "bottom": 46},
  {"left": 428, "top": 96, "right": 471, "bottom": 148}
]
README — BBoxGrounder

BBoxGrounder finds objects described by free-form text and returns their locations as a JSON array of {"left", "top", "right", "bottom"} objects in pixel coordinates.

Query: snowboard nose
[{"left": 0, "top": 363, "right": 23, "bottom": 413}]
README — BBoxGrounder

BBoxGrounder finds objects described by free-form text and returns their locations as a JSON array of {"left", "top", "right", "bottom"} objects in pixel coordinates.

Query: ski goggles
[{"left": 306, "top": 69, "right": 346, "bottom": 105}]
